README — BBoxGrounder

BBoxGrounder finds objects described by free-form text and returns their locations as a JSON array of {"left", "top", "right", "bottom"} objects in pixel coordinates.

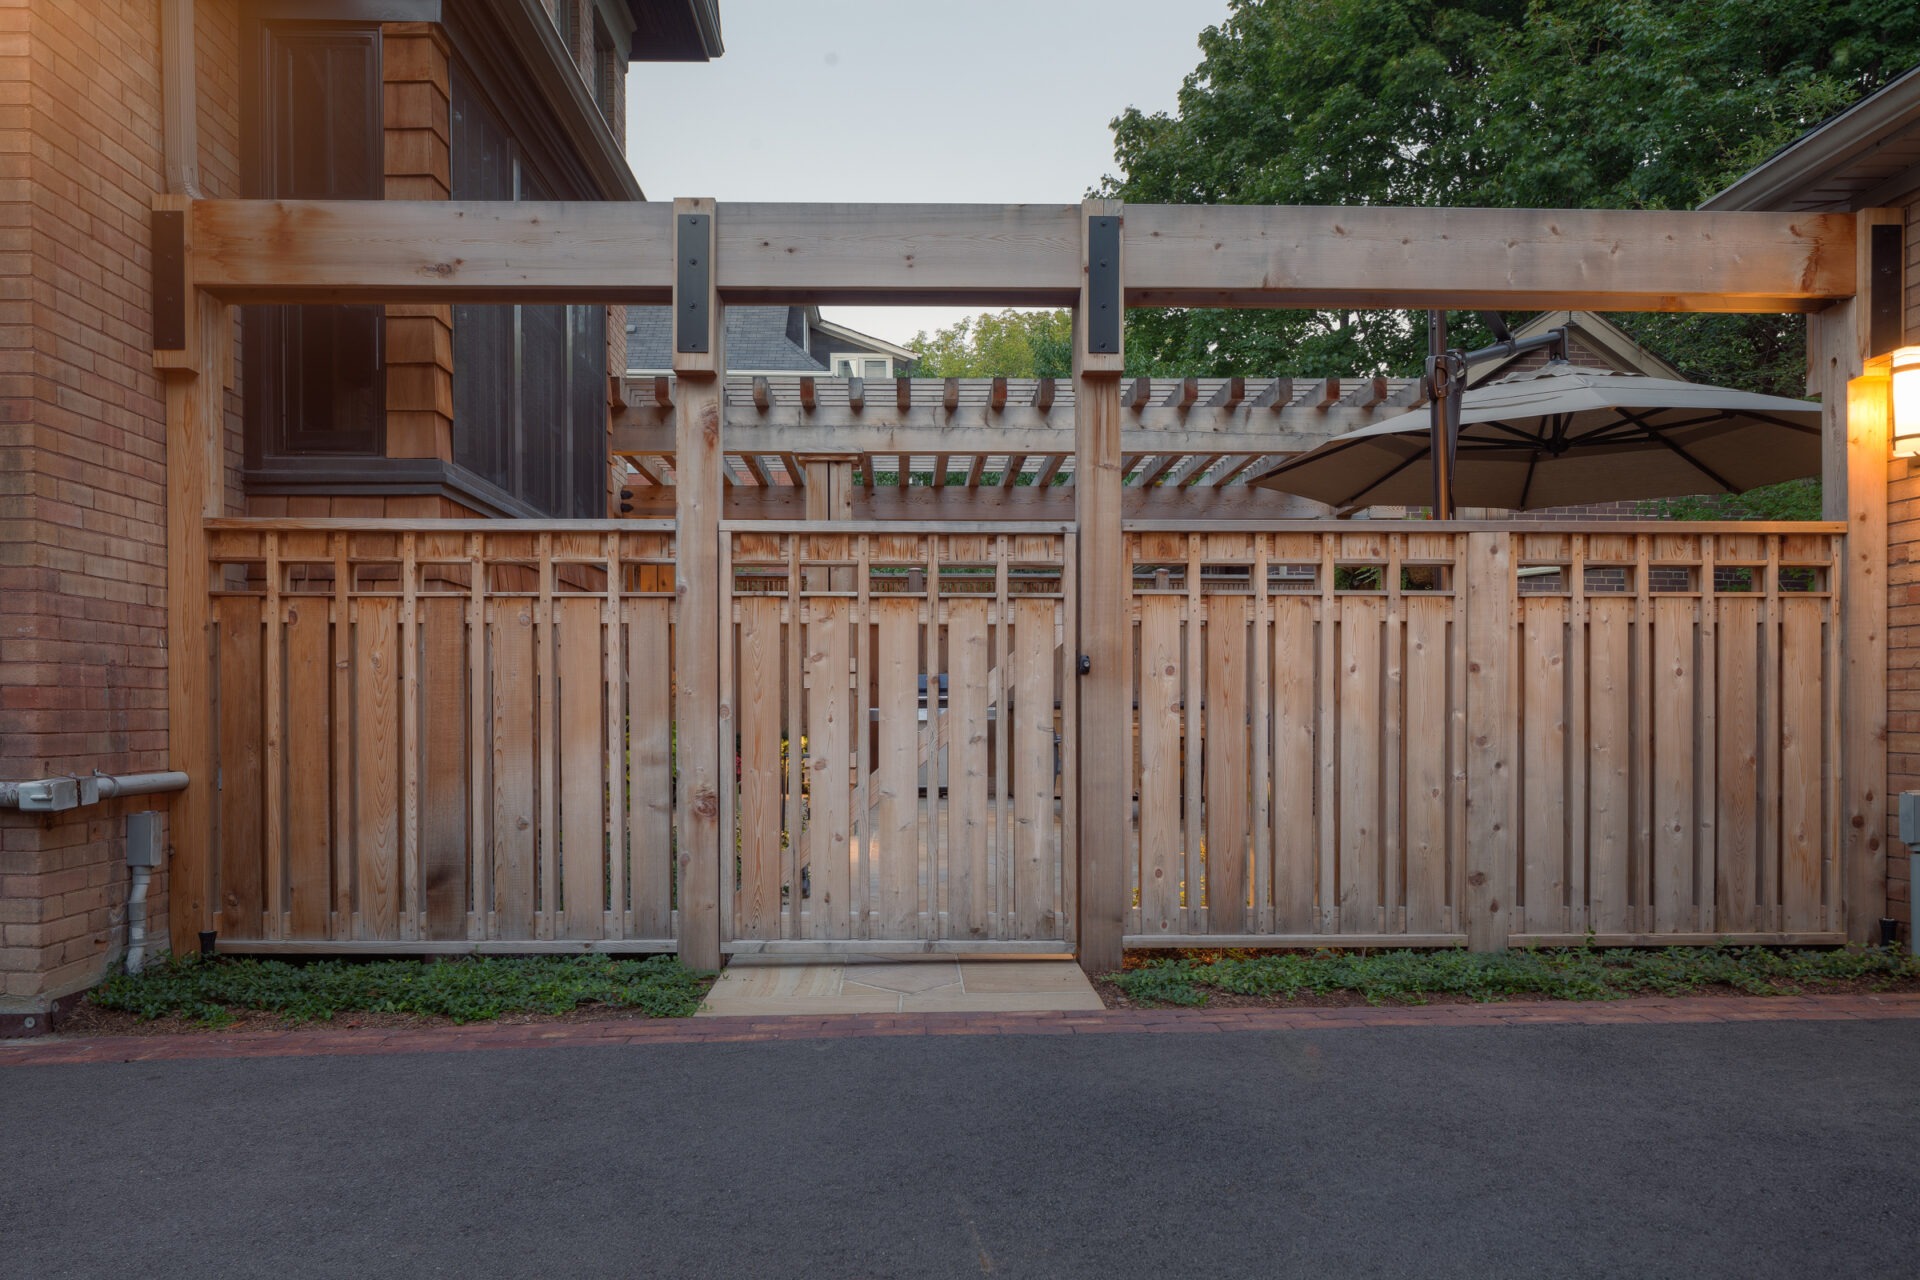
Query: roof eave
[{"left": 1701, "top": 63, "right": 1920, "bottom": 211}]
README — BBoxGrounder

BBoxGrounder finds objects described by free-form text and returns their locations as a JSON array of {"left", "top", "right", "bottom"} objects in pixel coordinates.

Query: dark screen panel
[{"left": 246, "top": 25, "right": 384, "bottom": 462}]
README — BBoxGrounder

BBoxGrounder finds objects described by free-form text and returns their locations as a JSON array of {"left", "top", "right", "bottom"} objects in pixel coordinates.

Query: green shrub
[
  {"left": 91, "top": 954, "right": 713, "bottom": 1026},
  {"left": 1107, "top": 943, "right": 1920, "bottom": 1008}
]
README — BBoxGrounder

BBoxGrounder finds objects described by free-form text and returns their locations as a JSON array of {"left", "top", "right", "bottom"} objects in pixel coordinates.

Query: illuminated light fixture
[{"left": 1896, "top": 346, "right": 1920, "bottom": 457}]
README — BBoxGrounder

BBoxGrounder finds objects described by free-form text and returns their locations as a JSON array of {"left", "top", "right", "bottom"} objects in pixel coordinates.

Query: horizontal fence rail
[
  {"left": 1122, "top": 526, "right": 1848, "bottom": 949},
  {"left": 722, "top": 525, "right": 1077, "bottom": 951},
  {"left": 203, "top": 522, "right": 680, "bottom": 951}
]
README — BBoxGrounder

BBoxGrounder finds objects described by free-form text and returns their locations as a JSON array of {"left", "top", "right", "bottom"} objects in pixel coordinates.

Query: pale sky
[{"left": 624, "top": 0, "right": 1233, "bottom": 346}]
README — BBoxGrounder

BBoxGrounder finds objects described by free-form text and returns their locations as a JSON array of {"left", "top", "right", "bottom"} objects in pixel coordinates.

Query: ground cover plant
[
  {"left": 88, "top": 954, "right": 713, "bottom": 1027},
  {"left": 1106, "top": 943, "right": 1920, "bottom": 1008}
]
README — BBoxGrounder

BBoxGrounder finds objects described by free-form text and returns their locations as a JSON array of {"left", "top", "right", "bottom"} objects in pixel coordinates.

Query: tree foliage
[
  {"left": 908, "top": 309, "right": 1076, "bottom": 378},
  {"left": 1102, "top": 0, "right": 1920, "bottom": 387}
]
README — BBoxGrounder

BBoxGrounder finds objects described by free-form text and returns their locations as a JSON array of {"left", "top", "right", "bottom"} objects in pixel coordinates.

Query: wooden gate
[{"left": 723, "top": 523, "right": 1077, "bottom": 953}]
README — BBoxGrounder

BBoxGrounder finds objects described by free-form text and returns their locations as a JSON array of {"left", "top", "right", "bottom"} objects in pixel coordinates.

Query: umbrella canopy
[{"left": 1253, "top": 362, "right": 1823, "bottom": 511}]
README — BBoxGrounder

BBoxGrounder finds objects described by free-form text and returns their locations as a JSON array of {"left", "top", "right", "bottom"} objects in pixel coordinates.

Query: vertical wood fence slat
[
  {"left": 284, "top": 596, "right": 332, "bottom": 938},
  {"left": 1403, "top": 594, "right": 1450, "bottom": 933},
  {"left": 1206, "top": 594, "right": 1251, "bottom": 934},
  {"left": 557, "top": 595, "right": 605, "bottom": 939},
  {"left": 491, "top": 599, "right": 537, "bottom": 940},
  {"left": 875, "top": 598, "right": 920, "bottom": 938},
  {"left": 215, "top": 595, "right": 263, "bottom": 938},
  {"left": 626, "top": 598, "right": 675, "bottom": 938},
  {"left": 1137, "top": 596, "right": 1182, "bottom": 935},
  {"left": 354, "top": 596, "right": 400, "bottom": 941},
  {"left": 949, "top": 597, "right": 991, "bottom": 937},
  {"left": 421, "top": 596, "right": 469, "bottom": 941}
]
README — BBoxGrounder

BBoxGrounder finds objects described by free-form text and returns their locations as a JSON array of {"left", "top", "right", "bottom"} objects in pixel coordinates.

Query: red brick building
[{"left": 1, "top": 0, "right": 722, "bottom": 1025}]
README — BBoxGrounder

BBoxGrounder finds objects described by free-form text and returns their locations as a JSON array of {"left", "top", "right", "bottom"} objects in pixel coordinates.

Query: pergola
[{"left": 154, "top": 196, "right": 1891, "bottom": 974}]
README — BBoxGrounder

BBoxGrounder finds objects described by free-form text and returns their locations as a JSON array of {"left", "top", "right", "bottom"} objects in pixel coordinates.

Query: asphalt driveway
[{"left": 6, "top": 1018, "right": 1917, "bottom": 1279}]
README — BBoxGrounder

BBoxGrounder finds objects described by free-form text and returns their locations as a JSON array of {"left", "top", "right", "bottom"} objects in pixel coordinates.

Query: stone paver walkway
[
  {"left": 4, "top": 992, "right": 1917, "bottom": 1068},
  {"left": 697, "top": 957, "right": 1106, "bottom": 1016}
]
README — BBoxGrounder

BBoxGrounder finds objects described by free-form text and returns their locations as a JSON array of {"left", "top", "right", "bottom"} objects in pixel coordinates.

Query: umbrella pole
[{"left": 1426, "top": 309, "right": 1455, "bottom": 519}]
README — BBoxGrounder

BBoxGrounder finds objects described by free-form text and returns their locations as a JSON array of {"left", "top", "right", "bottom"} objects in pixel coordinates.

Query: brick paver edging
[{"left": 6, "top": 993, "right": 1918, "bottom": 1068}]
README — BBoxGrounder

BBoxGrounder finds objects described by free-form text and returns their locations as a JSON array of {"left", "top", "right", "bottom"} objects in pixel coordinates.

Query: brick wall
[
  {"left": 1883, "top": 195, "right": 1920, "bottom": 934},
  {"left": 0, "top": 0, "right": 241, "bottom": 1012}
]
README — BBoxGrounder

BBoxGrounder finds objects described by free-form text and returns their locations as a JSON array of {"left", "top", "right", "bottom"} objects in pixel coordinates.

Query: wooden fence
[
  {"left": 203, "top": 521, "right": 679, "bottom": 950},
  {"left": 201, "top": 516, "right": 1849, "bottom": 955},
  {"left": 1123, "top": 525, "right": 1848, "bottom": 948}
]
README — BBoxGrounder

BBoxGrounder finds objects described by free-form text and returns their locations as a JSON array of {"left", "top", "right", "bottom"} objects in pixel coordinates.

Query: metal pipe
[
  {"left": 1427, "top": 310, "right": 1453, "bottom": 519},
  {"left": 94, "top": 771, "right": 191, "bottom": 800},
  {"left": 0, "top": 771, "right": 189, "bottom": 810}
]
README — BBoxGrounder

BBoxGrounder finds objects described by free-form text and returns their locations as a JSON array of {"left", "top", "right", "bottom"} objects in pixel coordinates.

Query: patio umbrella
[{"left": 1252, "top": 362, "right": 1823, "bottom": 511}]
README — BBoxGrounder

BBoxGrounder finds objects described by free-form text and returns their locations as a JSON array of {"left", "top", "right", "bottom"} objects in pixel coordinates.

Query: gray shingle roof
[{"left": 625, "top": 305, "right": 827, "bottom": 373}]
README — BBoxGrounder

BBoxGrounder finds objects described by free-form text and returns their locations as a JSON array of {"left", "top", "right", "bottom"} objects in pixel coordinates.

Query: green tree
[
  {"left": 908, "top": 309, "right": 1076, "bottom": 377},
  {"left": 1104, "top": 0, "right": 1920, "bottom": 388}
]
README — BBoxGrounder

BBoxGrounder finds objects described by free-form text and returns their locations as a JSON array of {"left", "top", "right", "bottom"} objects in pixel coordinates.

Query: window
[
  {"left": 449, "top": 70, "right": 608, "bottom": 517},
  {"left": 833, "top": 356, "right": 893, "bottom": 379},
  {"left": 243, "top": 25, "right": 385, "bottom": 464}
]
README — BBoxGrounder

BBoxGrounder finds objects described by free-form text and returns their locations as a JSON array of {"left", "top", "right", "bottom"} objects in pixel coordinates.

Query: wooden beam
[
  {"left": 751, "top": 376, "right": 770, "bottom": 412},
  {"left": 651, "top": 375, "right": 672, "bottom": 408},
  {"left": 1205, "top": 377, "right": 1245, "bottom": 411},
  {"left": 1075, "top": 198, "right": 1128, "bottom": 977},
  {"left": 1315, "top": 377, "right": 1340, "bottom": 410},
  {"left": 1032, "top": 378, "right": 1055, "bottom": 411},
  {"left": 1121, "top": 377, "right": 1151, "bottom": 410},
  {"left": 798, "top": 376, "right": 815, "bottom": 411},
  {"left": 188, "top": 200, "right": 1856, "bottom": 311},
  {"left": 1163, "top": 377, "right": 1200, "bottom": 409},
  {"left": 896, "top": 376, "right": 912, "bottom": 411},
  {"left": 614, "top": 421, "right": 1340, "bottom": 458},
  {"left": 943, "top": 377, "right": 960, "bottom": 413},
  {"left": 1121, "top": 203, "right": 1856, "bottom": 312},
  {"left": 671, "top": 199, "right": 723, "bottom": 972},
  {"left": 1359, "top": 375, "right": 1389, "bottom": 409},
  {"left": 1253, "top": 377, "right": 1294, "bottom": 410},
  {"left": 1000, "top": 454, "right": 1027, "bottom": 490},
  {"left": 989, "top": 376, "right": 1008, "bottom": 412},
  {"left": 847, "top": 376, "right": 864, "bottom": 413}
]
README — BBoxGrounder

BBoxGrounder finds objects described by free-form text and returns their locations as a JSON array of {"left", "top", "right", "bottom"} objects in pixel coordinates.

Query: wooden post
[
  {"left": 1810, "top": 207, "right": 1893, "bottom": 944},
  {"left": 1462, "top": 531, "right": 1515, "bottom": 950},
  {"left": 155, "top": 195, "right": 231, "bottom": 952},
  {"left": 673, "top": 199, "right": 725, "bottom": 971},
  {"left": 1074, "top": 199, "right": 1127, "bottom": 975}
]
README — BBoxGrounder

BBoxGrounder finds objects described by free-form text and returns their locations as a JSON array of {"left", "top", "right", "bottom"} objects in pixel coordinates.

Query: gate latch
[{"left": 1077, "top": 654, "right": 1092, "bottom": 676}]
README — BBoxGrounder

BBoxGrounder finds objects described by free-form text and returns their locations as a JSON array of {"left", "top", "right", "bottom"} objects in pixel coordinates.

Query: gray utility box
[{"left": 125, "top": 811, "right": 165, "bottom": 868}]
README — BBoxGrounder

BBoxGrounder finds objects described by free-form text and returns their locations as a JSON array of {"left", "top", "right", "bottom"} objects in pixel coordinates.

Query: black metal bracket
[
  {"left": 1077, "top": 653, "right": 1092, "bottom": 676},
  {"left": 152, "top": 208, "right": 187, "bottom": 351},
  {"left": 1871, "top": 222, "right": 1904, "bottom": 359},
  {"left": 1085, "top": 216, "right": 1120, "bottom": 356},
  {"left": 676, "top": 212, "right": 711, "bottom": 355}
]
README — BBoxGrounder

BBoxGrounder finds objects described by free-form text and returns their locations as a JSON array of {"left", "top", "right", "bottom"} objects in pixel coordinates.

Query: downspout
[
  {"left": 125, "top": 861, "right": 153, "bottom": 974},
  {"left": 162, "top": 0, "right": 202, "bottom": 197}
]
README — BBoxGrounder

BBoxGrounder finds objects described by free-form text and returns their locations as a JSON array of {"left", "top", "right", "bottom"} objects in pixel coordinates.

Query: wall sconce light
[{"left": 1896, "top": 346, "right": 1920, "bottom": 457}]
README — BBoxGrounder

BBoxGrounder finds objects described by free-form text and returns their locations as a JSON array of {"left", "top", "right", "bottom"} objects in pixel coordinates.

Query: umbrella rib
[
  {"left": 1518, "top": 447, "right": 1540, "bottom": 510},
  {"left": 1645, "top": 430, "right": 1740, "bottom": 492},
  {"left": 1332, "top": 448, "right": 1430, "bottom": 510}
]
